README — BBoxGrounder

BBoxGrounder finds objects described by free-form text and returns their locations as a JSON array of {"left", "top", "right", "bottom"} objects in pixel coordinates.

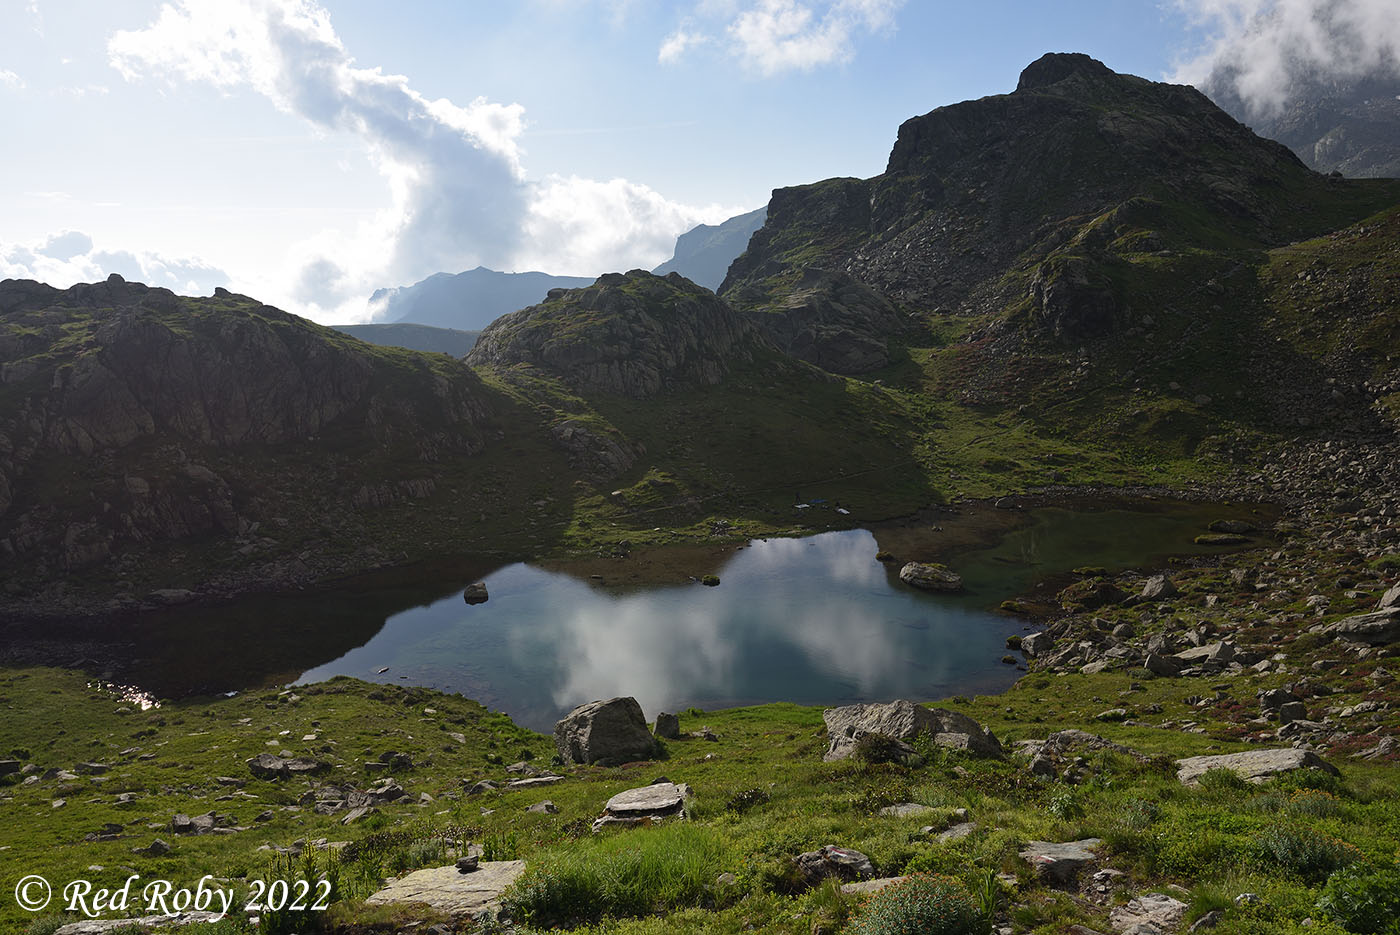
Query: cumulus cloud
[
  {"left": 108, "top": 0, "right": 734, "bottom": 321},
  {"left": 1172, "top": 0, "right": 1400, "bottom": 116},
  {"left": 661, "top": 0, "right": 903, "bottom": 75},
  {"left": 728, "top": 0, "right": 902, "bottom": 75},
  {"left": 1, "top": 231, "right": 230, "bottom": 296},
  {"left": 0, "top": 69, "right": 25, "bottom": 89},
  {"left": 658, "top": 27, "right": 710, "bottom": 64}
]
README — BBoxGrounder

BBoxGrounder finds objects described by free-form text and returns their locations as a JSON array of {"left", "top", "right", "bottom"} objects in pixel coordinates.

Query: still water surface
[{"left": 289, "top": 501, "right": 1260, "bottom": 731}]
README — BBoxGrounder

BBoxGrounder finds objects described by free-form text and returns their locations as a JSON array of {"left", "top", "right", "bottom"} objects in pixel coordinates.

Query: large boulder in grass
[
  {"left": 1323, "top": 608, "right": 1400, "bottom": 645},
  {"left": 1174, "top": 748, "right": 1340, "bottom": 787},
  {"left": 823, "top": 699, "right": 1002, "bottom": 761},
  {"left": 553, "top": 697, "right": 659, "bottom": 766}
]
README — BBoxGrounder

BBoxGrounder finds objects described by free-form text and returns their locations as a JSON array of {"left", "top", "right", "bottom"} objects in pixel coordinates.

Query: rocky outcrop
[
  {"left": 591, "top": 780, "right": 689, "bottom": 831},
  {"left": 722, "top": 52, "right": 1328, "bottom": 340},
  {"left": 466, "top": 271, "right": 773, "bottom": 398},
  {"left": 898, "top": 561, "right": 964, "bottom": 592},
  {"left": 553, "top": 696, "right": 659, "bottom": 766},
  {"left": 1174, "top": 748, "right": 1340, "bottom": 787},
  {"left": 0, "top": 276, "right": 496, "bottom": 604},
  {"left": 365, "top": 860, "right": 526, "bottom": 919},
  {"left": 822, "top": 699, "right": 1002, "bottom": 760},
  {"left": 739, "top": 269, "right": 907, "bottom": 374}
]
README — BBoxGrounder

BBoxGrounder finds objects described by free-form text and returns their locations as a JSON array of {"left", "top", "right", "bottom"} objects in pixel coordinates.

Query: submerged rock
[{"left": 898, "top": 561, "right": 964, "bottom": 592}]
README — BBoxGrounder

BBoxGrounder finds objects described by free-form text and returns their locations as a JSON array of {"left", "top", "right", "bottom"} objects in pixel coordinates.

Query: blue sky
[{"left": 0, "top": 1, "right": 1386, "bottom": 322}]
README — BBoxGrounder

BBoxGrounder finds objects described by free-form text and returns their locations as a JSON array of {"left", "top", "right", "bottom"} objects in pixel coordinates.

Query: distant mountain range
[
  {"left": 366, "top": 268, "right": 595, "bottom": 333},
  {"left": 651, "top": 206, "right": 766, "bottom": 290},
  {"left": 331, "top": 322, "right": 479, "bottom": 357},
  {"left": 1204, "top": 72, "right": 1400, "bottom": 178},
  {"left": 347, "top": 206, "right": 767, "bottom": 356}
]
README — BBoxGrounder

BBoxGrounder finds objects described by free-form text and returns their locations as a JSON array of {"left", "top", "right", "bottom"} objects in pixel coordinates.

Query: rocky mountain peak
[
  {"left": 465, "top": 270, "right": 771, "bottom": 398},
  {"left": 1015, "top": 52, "right": 1116, "bottom": 92}
]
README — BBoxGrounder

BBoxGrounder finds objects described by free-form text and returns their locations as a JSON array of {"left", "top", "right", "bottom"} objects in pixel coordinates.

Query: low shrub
[
  {"left": 850, "top": 873, "right": 982, "bottom": 935},
  {"left": 1317, "top": 862, "right": 1400, "bottom": 934},
  {"left": 502, "top": 824, "right": 729, "bottom": 926},
  {"left": 1252, "top": 824, "right": 1361, "bottom": 881}
]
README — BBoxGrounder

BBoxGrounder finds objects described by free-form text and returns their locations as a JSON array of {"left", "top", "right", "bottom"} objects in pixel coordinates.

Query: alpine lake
[{"left": 38, "top": 497, "right": 1270, "bottom": 732}]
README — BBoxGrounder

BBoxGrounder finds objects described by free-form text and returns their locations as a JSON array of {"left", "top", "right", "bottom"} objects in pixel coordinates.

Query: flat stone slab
[
  {"left": 878, "top": 802, "right": 938, "bottom": 818},
  {"left": 1323, "top": 608, "right": 1400, "bottom": 645},
  {"left": 366, "top": 860, "right": 526, "bottom": 918},
  {"left": 605, "top": 782, "right": 684, "bottom": 814},
  {"left": 1019, "top": 839, "right": 1100, "bottom": 883},
  {"left": 938, "top": 821, "right": 979, "bottom": 843},
  {"left": 55, "top": 913, "right": 225, "bottom": 934},
  {"left": 1175, "top": 748, "right": 1340, "bottom": 787},
  {"left": 505, "top": 775, "right": 563, "bottom": 789},
  {"left": 841, "top": 876, "right": 908, "bottom": 896},
  {"left": 1109, "top": 893, "right": 1187, "bottom": 932}
]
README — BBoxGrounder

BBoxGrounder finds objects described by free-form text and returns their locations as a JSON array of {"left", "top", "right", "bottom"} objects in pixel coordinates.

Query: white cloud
[
  {"left": 0, "top": 69, "right": 25, "bottom": 89},
  {"left": 1172, "top": 0, "right": 1400, "bottom": 116},
  {"left": 1, "top": 231, "right": 229, "bottom": 296},
  {"left": 107, "top": 0, "right": 734, "bottom": 322},
  {"left": 726, "top": 0, "right": 903, "bottom": 75},
  {"left": 659, "top": 27, "right": 710, "bottom": 64},
  {"left": 522, "top": 175, "right": 735, "bottom": 276}
]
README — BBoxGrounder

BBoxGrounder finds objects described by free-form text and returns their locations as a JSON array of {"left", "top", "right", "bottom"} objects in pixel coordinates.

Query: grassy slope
[{"left": 4, "top": 537, "right": 1398, "bottom": 935}]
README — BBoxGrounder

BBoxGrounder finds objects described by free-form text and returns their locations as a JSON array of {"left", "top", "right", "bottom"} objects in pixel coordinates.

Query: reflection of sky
[{"left": 297, "top": 529, "right": 1022, "bottom": 731}]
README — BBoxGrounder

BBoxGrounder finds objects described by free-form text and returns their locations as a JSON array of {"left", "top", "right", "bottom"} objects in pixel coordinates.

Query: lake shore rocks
[
  {"left": 554, "top": 696, "right": 659, "bottom": 766},
  {"left": 822, "top": 699, "right": 1002, "bottom": 760},
  {"left": 898, "top": 561, "right": 964, "bottom": 592}
]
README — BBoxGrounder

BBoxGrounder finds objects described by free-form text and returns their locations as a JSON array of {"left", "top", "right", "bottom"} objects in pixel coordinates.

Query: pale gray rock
[
  {"left": 841, "top": 876, "right": 909, "bottom": 895},
  {"left": 591, "top": 780, "right": 689, "bottom": 831},
  {"left": 365, "top": 860, "right": 526, "bottom": 918},
  {"left": 823, "top": 699, "right": 1002, "bottom": 761},
  {"left": 246, "top": 752, "right": 329, "bottom": 780},
  {"left": 1110, "top": 893, "right": 1187, "bottom": 933},
  {"left": 1019, "top": 839, "right": 1101, "bottom": 883},
  {"left": 55, "top": 913, "right": 225, "bottom": 934},
  {"left": 1021, "top": 631, "right": 1054, "bottom": 657},
  {"left": 1379, "top": 582, "right": 1400, "bottom": 610},
  {"left": 938, "top": 821, "right": 980, "bottom": 843},
  {"left": 1138, "top": 574, "right": 1179, "bottom": 601},
  {"left": 879, "top": 802, "right": 938, "bottom": 819},
  {"left": 1323, "top": 608, "right": 1400, "bottom": 644},
  {"left": 794, "top": 845, "right": 876, "bottom": 886},
  {"left": 898, "top": 561, "right": 964, "bottom": 592},
  {"left": 554, "top": 696, "right": 658, "bottom": 766},
  {"left": 1175, "top": 748, "right": 1340, "bottom": 786}
]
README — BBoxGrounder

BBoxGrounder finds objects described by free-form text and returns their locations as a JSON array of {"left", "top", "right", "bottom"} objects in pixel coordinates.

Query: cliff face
[
  {"left": 0, "top": 275, "right": 495, "bottom": 595},
  {"left": 722, "top": 53, "right": 1361, "bottom": 342},
  {"left": 1204, "top": 71, "right": 1400, "bottom": 180},
  {"left": 466, "top": 270, "right": 773, "bottom": 399}
]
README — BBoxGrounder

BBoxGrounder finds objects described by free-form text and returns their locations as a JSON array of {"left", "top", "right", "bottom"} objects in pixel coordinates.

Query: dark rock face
[
  {"left": 553, "top": 696, "right": 659, "bottom": 766},
  {"left": 467, "top": 270, "right": 772, "bottom": 398},
  {"left": 722, "top": 52, "right": 1328, "bottom": 344},
  {"left": 746, "top": 270, "right": 906, "bottom": 373},
  {"left": 0, "top": 277, "right": 494, "bottom": 604}
]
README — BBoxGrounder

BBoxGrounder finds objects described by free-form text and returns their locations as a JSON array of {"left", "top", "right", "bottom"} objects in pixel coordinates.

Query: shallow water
[
  {"left": 290, "top": 499, "right": 1265, "bottom": 731},
  {"left": 4, "top": 498, "right": 1266, "bottom": 731}
]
